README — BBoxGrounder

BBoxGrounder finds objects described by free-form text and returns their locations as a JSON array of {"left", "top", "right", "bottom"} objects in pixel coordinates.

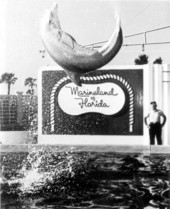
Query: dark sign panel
[{"left": 42, "top": 69, "right": 143, "bottom": 135}]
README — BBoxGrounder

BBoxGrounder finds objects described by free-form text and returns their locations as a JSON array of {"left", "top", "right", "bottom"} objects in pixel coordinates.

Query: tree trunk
[{"left": 8, "top": 84, "right": 10, "bottom": 95}]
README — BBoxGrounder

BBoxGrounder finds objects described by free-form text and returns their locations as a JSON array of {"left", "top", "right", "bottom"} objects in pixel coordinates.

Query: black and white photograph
[{"left": 0, "top": 0, "right": 170, "bottom": 208}]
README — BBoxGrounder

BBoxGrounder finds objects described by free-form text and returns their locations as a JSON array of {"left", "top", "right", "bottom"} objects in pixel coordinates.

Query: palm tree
[
  {"left": 0, "top": 73, "right": 17, "bottom": 95},
  {"left": 153, "top": 57, "right": 163, "bottom": 64},
  {"left": 134, "top": 54, "right": 149, "bottom": 65},
  {"left": 24, "top": 77, "right": 37, "bottom": 95}
]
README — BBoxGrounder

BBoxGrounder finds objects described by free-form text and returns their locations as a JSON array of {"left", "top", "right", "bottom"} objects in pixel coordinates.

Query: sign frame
[{"left": 38, "top": 65, "right": 150, "bottom": 145}]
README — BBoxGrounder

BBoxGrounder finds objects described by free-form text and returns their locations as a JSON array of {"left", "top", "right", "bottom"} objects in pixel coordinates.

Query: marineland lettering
[{"left": 65, "top": 86, "right": 118, "bottom": 97}]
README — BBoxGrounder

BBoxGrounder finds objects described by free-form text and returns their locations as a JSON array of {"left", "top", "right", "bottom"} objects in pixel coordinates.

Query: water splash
[{"left": 9, "top": 146, "right": 97, "bottom": 201}]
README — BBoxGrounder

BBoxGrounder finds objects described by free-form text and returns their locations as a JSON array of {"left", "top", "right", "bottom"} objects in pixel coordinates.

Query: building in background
[{"left": 0, "top": 92, "right": 37, "bottom": 131}]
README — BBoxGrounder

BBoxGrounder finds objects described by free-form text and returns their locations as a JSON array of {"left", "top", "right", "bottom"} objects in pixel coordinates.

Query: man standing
[{"left": 144, "top": 101, "right": 167, "bottom": 145}]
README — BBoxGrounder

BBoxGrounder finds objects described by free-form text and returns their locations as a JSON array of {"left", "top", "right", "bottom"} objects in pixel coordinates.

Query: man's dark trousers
[{"left": 149, "top": 122, "right": 162, "bottom": 145}]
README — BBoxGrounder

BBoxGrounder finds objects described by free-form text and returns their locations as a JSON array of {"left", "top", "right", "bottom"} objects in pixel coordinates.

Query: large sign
[{"left": 41, "top": 69, "right": 143, "bottom": 135}]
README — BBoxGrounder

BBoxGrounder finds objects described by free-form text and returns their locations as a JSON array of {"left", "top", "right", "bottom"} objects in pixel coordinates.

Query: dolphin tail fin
[{"left": 63, "top": 69, "right": 82, "bottom": 86}]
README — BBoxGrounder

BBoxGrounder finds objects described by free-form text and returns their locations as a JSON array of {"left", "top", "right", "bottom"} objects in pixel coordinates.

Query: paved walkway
[
  {"left": 1, "top": 144, "right": 170, "bottom": 155},
  {"left": 0, "top": 131, "right": 33, "bottom": 144}
]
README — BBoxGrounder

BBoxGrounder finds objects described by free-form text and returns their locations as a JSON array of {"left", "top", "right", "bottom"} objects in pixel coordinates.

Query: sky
[{"left": 0, "top": 0, "right": 170, "bottom": 95}]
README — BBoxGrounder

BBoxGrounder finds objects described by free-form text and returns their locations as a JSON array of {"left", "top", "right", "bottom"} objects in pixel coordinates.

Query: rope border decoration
[{"left": 49, "top": 74, "right": 134, "bottom": 133}]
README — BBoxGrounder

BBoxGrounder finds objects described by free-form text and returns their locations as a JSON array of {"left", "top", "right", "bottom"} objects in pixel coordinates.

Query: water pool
[{"left": 1, "top": 146, "right": 170, "bottom": 209}]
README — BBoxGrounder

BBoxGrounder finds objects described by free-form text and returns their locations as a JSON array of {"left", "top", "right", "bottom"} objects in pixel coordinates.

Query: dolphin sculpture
[{"left": 41, "top": 3, "right": 123, "bottom": 86}]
